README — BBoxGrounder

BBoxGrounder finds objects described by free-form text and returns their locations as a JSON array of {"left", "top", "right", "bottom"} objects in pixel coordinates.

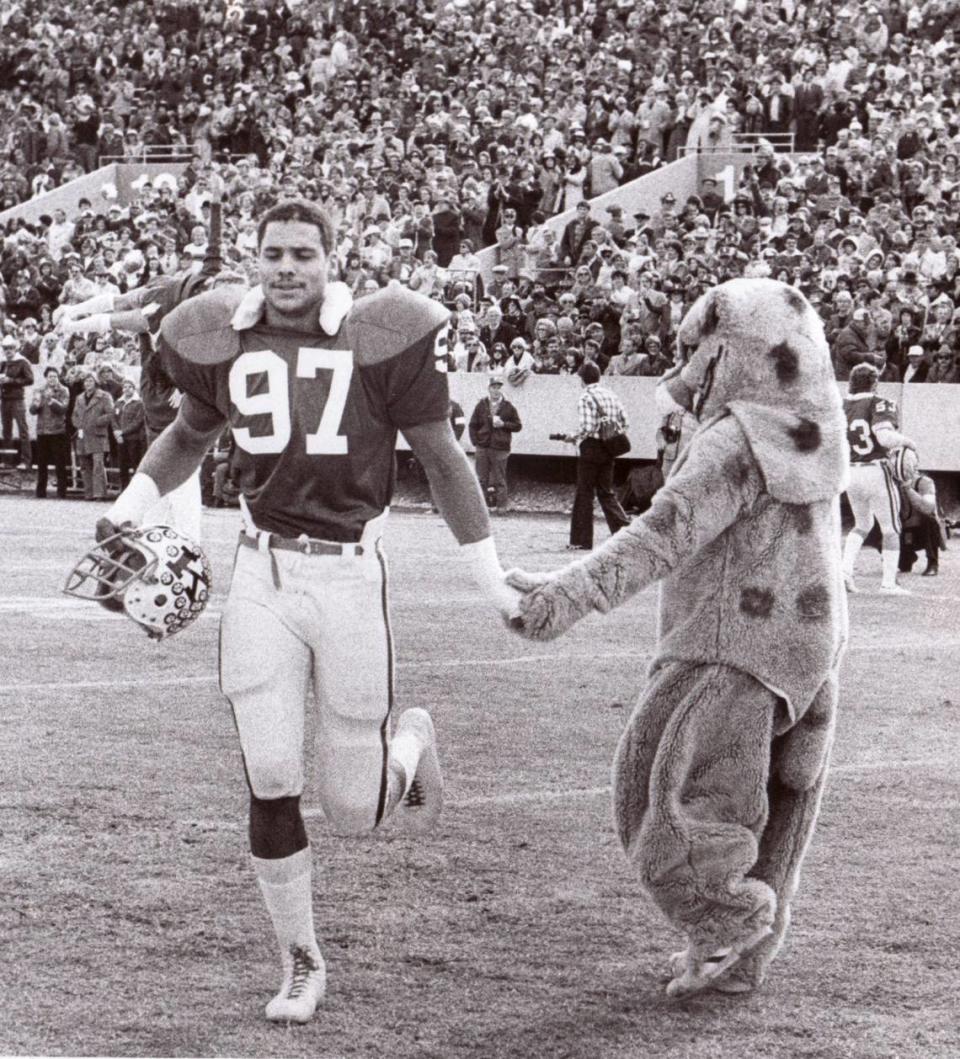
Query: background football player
[
  {"left": 58, "top": 175, "right": 238, "bottom": 540},
  {"left": 92, "top": 199, "right": 520, "bottom": 1024},
  {"left": 840, "top": 363, "right": 915, "bottom": 594}
]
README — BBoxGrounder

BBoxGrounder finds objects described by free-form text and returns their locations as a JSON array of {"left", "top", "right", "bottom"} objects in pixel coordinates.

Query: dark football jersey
[
  {"left": 162, "top": 306, "right": 450, "bottom": 541},
  {"left": 139, "top": 272, "right": 220, "bottom": 436},
  {"left": 844, "top": 392, "right": 898, "bottom": 464}
]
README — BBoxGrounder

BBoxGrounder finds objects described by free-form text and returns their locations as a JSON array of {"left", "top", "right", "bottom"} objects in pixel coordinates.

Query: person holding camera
[
  {"left": 468, "top": 374, "right": 522, "bottom": 513},
  {"left": 556, "top": 361, "right": 631, "bottom": 550}
]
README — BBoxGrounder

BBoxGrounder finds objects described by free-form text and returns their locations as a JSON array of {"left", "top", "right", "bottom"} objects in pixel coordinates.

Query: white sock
[
  {"left": 881, "top": 548, "right": 900, "bottom": 589},
  {"left": 841, "top": 532, "right": 864, "bottom": 577},
  {"left": 252, "top": 847, "right": 319, "bottom": 959}
]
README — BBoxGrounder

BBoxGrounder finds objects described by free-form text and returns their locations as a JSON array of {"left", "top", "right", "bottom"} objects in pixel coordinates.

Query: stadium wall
[
  {"left": 445, "top": 376, "right": 960, "bottom": 471},
  {"left": 0, "top": 164, "right": 121, "bottom": 227}
]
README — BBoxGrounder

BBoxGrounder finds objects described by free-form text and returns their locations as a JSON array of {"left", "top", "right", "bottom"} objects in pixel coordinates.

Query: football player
[
  {"left": 58, "top": 178, "right": 237, "bottom": 540},
  {"left": 840, "top": 363, "right": 915, "bottom": 594},
  {"left": 93, "top": 199, "right": 520, "bottom": 1024}
]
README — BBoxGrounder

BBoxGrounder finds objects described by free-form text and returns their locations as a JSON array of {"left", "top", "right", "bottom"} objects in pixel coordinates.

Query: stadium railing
[{"left": 98, "top": 145, "right": 197, "bottom": 166}]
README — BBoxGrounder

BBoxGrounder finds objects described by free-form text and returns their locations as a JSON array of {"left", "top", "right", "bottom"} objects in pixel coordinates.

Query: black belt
[{"left": 239, "top": 531, "right": 364, "bottom": 557}]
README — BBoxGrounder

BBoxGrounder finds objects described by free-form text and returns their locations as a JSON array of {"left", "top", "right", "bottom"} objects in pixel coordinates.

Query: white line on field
[
  {"left": 169, "top": 756, "right": 952, "bottom": 830},
  {"left": 3, "top": 639, "right": 960, "bottom": 694},
  {"left": 1, "top": 675, "right": 216, "bottom": 692}
]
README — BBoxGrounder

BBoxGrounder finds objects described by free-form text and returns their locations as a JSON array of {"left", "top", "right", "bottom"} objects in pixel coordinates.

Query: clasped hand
[{"left": 501, "top": 567, "right": 572, "bottom": 641}]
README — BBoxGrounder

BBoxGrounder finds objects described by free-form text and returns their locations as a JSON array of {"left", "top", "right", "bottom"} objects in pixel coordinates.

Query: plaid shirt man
[{"left": 573, "top": 381, "right": 629, "bottom": 444}]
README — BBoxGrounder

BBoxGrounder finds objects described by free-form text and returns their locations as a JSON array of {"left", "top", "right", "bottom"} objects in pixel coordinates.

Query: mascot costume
[{"left": 508, "top": 278, "right": 849, "bottom": 996}]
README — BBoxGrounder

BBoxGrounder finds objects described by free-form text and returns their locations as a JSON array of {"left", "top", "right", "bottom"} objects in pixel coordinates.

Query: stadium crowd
[{"left": 3, "top": 0, "right": 960, "bottom": 484}]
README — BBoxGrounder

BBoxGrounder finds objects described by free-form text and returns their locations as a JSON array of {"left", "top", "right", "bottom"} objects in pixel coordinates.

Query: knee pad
[{"left": 249, "top": 794, "right": 307, "bottom": 858}]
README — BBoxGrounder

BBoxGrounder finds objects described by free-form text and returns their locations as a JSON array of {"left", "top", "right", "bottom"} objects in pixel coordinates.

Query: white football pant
[
  {"left": 842, "top": 461, "right": 902, "bottom": 587},
  {"left": 845, "top": 461, "right": 901, "bottom": 538},
  {"left": 219, "top": 513, "right": 394, "bottom": 834}
]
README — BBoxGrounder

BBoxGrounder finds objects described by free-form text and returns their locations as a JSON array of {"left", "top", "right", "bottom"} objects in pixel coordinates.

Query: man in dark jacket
[
  {"left": 834, "top": 307, "right": 879, "bottom": 379},
  {"left": 431, "top": 197, "right": 462, "bottom": 267},
  {"left": 29, "top": 365, "right": 70, "bottom": 497},
  {"left": 468, "top": 375, "right": 522, "bottom": 512},
  {"left": 0, "top": 334, "right": 34, "bottom": 468},
  {"left": 113, "top": 377, "right": 147, "bottom": 489},
  {"left": 559, "top": 201, "right": 597, "bottom": 267}
]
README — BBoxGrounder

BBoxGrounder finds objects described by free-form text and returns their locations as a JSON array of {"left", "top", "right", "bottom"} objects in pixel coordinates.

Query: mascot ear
[
  {"left": 699, "top": 287, "right": 725, "bottom": 338},
  {"left": 678, "top": 286, "right": 728, "bottom": 348}
]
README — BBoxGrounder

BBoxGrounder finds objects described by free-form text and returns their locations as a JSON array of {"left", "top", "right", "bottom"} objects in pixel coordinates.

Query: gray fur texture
[{"left": 507, "top": 279, "right": 848, "bottom": 994}]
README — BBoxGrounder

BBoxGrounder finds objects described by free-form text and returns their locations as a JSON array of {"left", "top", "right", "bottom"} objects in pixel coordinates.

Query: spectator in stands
[
  {"left": 505, "top": 338, "right": 535, "bottom": 386},
  {"left": 607, "top": 334, "right": 648, "bottom": 376},
  {"left": 0, "top": 333, "right": 33, "bottom": 468},
  {"left": 902, "top": 345, "right": 930, "bottom": 384},
  {"left": 927, "top": 345, "right": 960, "bottom": 383},
  {"left": 29, "top": 365, "right": 70, "bottom": 498},
  {"left": 586, "top": 140, "right": 623, "bottom": 198},
  {"left": 432, "top": 197, "right": 462, "bottom": 268},
  {"left": 559, "top": 202, "right": 597, "bottom": 269},
  {"left": 19, "top": 317, "right": 41, "bottom": 365},
  {"left": 4, "top": 0, "right": 960, "bottom": 406},
  {"left": 835, "top": 307, "right": 879, "bottom": 379}
]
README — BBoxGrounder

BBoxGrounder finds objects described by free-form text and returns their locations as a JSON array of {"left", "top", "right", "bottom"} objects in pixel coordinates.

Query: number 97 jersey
[
  {"left": 159, "top": 283, "right": 451, "bottom": 541},
  {"left": 843, "top": 392, "right": 899, "bottom": 465}
]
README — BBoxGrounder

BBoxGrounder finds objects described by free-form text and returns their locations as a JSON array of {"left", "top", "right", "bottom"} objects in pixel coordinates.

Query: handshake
[
  {"left": 467, "top": 538, "right": 590, "bottom": 641},
  {"left": 497, "top": 565, "right": 596, "bottom": 641},
  {"left": 549, "top": 432, "right": 575, "bottom": 443}
]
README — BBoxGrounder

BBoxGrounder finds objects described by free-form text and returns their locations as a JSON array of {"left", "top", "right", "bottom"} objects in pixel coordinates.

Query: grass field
[{"left": 1, "top": 496, "right": 958, "bottom": 1059}]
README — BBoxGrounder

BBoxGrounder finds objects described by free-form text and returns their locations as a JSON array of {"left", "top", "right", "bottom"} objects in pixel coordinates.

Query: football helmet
[
  {"left": 64, "top": 525, "right": 212, "bottom": 640},
  {"left": 890, "top": 446, "right": 919, "bottom": 485}
]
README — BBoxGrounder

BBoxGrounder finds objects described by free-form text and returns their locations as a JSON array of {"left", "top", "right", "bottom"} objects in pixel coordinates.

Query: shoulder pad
[
  {"left": 160, "top": 285, "right": 247, "bottom": 365},
  {"left": 345, "top": 281, "right": 450, "bottom": 368}
]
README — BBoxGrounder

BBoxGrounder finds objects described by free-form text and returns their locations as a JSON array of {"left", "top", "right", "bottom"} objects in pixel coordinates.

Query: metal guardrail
[
  {"left": 99, "top": 145, "right": 196, "bottom": 165},
  {"left": 679, "top": 132, "right": 796, "bottom": 156}
]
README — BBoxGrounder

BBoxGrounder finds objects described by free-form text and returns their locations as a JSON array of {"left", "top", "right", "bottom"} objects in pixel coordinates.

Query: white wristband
[
  {"left": 105, "top": 472, "right": 161, "bottom": 528},
  {"left": 461, "top": 536, "right": 521, "bottom": 617},
  {"left": 62, "top": 312, "right": 112, "bottom": 335}
]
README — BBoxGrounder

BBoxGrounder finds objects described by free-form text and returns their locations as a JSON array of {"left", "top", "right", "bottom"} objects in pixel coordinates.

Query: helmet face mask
[
  {"left": 64, "top": 525, "right": 212, "bottom": 640},
  {"left": 892, "top": 446, "right": 919, "bottom": 486}
]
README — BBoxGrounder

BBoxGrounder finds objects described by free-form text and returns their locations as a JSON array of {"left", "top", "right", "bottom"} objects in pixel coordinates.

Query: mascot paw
[
  {"left": 667, "top": 949, "right": 754, "bottom": 996},
  {"left": 665, "top": 926, "right": 772, "bottom": 999},
  {"left": 504, "top": 567, "right": 555, "bottom": 593},
  {"left": 511, "top": 580, "right": 583, "bottom": 641},
  {"left": 505, "top": 563, "right": 600, "bottom": 640}
]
